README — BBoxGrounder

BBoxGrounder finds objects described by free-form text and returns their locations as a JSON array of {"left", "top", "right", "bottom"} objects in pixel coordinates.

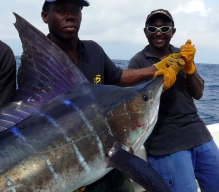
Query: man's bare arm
[
  {"left": 185, "top": 71, "right": 204, "bottom": 100},
  {"left": 119, "top": 66, "right": 157, "bottom": 87}
]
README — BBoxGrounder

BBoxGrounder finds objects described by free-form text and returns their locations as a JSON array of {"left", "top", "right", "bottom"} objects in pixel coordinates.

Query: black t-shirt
[
  {"left": 77, "top": 40, "right": 122, "bottom": 85},
  {"left": 129, "top": 45, "right": 212, "bottom": 155},
  {"left": 0, "top": 40, "right": 16, "bottom": 107}
]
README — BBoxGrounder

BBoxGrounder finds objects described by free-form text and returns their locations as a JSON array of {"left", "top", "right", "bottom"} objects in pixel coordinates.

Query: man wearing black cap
[
  {"left": 34, "top": 1, "right": 185, "bottom": 191},
  {"left": 129, "top": 9, "right": 219, "bottom": 192}
]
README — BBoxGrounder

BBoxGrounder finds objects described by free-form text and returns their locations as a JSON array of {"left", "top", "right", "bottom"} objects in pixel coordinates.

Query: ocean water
[
  {"left": 113, "top": 59, "right": 219, "bottom": 126},
  {"left": 15, "top": 56, "right": 219, "bottom": 126}
]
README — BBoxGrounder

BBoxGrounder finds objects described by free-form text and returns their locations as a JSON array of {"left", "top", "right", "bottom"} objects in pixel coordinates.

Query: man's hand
[
  {"left": 153, "top": 53, "right": 185, "bottom": 92},
  {"left": 154, "top": 67, "right": 176, "bottom": 92},
  {"left": 153, "top": 55, "right": 170, "bottom": 70},
  {"left": 180, "top": 39, "right": 196, "bottom": 74},
  {"left": 153, "top": 53, "right": 185, "bottom": 71},
  {"left": 167, "top": 53, "right": 185, "bottom": 73}
]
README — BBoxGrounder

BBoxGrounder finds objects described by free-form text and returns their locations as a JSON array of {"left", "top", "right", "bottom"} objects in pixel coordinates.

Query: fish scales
[
  {"left": 0, "top": 81, "right": 164, "bottom": 191},
  {"left": 0, "top": 85, "right": 121, "bottom": 191}
]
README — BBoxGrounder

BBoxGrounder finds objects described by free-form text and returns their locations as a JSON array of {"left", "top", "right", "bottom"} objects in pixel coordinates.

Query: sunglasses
[{"left": 146, "top": 26, "right": 173, "bottom": 33}]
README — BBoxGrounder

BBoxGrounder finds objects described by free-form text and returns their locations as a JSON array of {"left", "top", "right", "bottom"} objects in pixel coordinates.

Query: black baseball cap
[
  {"left": 42, "top": 0, "right": 90, "bottom": 10},
  {"left": 146, "top": 9, "right": 174, "bottom": 27}
]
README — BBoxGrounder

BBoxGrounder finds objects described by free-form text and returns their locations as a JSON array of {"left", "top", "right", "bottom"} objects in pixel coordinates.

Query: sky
[{"left": 1, "top": 0, "right": 219, "bottom": 64}]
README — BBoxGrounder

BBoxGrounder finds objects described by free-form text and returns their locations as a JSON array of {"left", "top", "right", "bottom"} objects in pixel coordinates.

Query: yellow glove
[
  {"left": 75, "top": 187, "right": 86, "bottom": 192},
  {"left": 180, "top": 39, "right": 196, "bottom": 74},
  {"left": 166, "top": 53, "right": 185, "bottom": 73},
  {"left": 153, "top": 54, "right": 171, "bottom": 70},
  {"left": 153, "top": 53, "right": 184, "bottom": 71},
  {"left": 153, "top": 67, "right": 176, "bottom": 92}
]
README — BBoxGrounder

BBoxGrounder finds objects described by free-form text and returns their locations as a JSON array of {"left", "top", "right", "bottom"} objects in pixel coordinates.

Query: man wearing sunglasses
[{"left": 129, "top": 9, "right": 219, "bottom": 192}]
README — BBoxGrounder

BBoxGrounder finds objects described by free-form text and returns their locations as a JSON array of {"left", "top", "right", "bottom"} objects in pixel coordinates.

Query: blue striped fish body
[
  {"left": 0, "top": 88, "right": 115, "bottom": 191},
  {"left": 0, "top": 80, "right": 163, "bottom": 191}
]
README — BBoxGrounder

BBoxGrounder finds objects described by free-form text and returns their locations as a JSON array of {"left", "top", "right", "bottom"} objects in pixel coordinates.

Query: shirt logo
[{"left": 94, "top": 75, "right": 101, "bottom": 84}]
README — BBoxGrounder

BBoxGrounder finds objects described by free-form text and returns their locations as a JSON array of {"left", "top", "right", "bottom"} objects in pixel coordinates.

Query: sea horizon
[{"left": 15, "top": 56, "right": 219, "bottom": 66}]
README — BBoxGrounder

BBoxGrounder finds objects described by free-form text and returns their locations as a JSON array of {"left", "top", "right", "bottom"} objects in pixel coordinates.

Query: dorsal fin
[
  {"left": 14, "top": 12, "right": 89, "bottom": 98},
  {"left": 0, "top": 13, "right": 89, "bottom": 132}
]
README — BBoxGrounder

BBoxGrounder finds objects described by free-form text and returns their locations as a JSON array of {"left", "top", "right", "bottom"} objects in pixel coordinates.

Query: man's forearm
[
  {"left": 185, "top": 70, "right": 204, "bottom": 100},
  {"left": 119, "top": 66, "right": 157, "bottom": 87}
]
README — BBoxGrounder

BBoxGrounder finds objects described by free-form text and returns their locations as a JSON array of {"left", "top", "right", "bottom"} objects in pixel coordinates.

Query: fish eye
[{"left": 142, "top": 95, "right": 148, "bottom": 101}]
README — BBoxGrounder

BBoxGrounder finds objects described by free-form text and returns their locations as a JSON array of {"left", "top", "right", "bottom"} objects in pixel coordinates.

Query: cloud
[
  {"left": 1, "top": 0, "right": 219, "bottom": 63},
  {"left": 172, "top": 0, "right": 211, "bottom": 16}
]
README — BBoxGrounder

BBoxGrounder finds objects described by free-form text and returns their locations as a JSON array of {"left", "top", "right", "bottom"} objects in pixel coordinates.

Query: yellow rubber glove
[
  {"left": 167, "top": 53, "right": 185, "bottom": 73},
  {"left": 153, "top": 56, "right": 169, "bottom": 70},
  {"left": 154, "top": 67, "right": 176, "bottom": 92},
  {"left": 75, "top": 187, "right": 86, "bottom": 192},
  {"left": 180, "top": 39, "right": 196, "bottom": 74},
  {"left": 154, "top": 53, "right": 185, "bottom": 92},
  {"left": 153, "top": 53, "right": 184, "bottom": 71}
]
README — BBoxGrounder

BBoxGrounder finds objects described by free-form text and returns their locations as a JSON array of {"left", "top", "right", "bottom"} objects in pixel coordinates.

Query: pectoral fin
[{"left": 107, "top": 144, "right": 170, "bottom": 192}]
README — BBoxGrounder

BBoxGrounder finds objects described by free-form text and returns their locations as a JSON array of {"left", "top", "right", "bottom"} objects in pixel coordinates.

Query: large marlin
[{"left": 0, "top": 14, "right": 170, "bottom": 192}]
